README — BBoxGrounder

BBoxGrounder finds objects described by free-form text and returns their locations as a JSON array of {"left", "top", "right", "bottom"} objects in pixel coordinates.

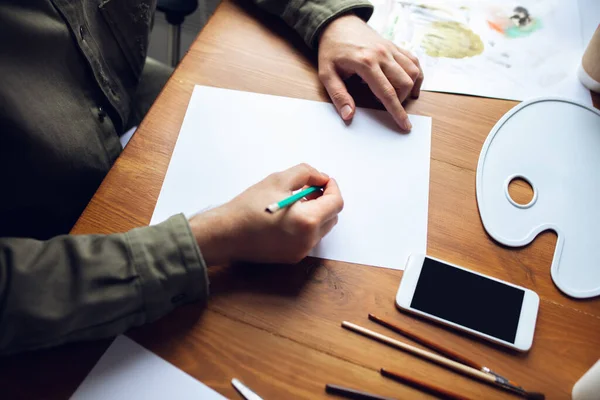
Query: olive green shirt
[{"left": 0, "top": 0, "right": 373, "bottom": 354}]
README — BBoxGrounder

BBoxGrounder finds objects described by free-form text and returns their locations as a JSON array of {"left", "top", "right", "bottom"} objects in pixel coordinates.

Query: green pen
[{"left": 265, "top": 186, "right": 323, "bottom": 213}]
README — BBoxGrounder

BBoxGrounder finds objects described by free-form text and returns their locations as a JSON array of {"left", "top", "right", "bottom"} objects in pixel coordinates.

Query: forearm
[
  {"left": 249, "top": 0, "right": 374, "bottom": 48},
  {"left": 0, "top": 214, "right": 208, "bottom": 355}
]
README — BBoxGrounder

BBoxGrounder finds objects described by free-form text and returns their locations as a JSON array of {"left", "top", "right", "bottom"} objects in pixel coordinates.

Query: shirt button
[{"left": 98, "top": 107, "right": 106, "bottom": 122}]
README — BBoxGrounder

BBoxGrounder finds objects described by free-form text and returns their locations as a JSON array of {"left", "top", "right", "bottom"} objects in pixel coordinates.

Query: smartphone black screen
[{"left": 410, "top": 257, "right": 525, "bottom": 343}]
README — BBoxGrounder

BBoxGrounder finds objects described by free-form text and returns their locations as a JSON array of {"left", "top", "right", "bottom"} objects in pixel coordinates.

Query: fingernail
[
  {"left": 341, "top": 105, "right": 352, "bottom": 120},
  {"left": 321, "top": 172, "right": 330, "bottom": 179}
]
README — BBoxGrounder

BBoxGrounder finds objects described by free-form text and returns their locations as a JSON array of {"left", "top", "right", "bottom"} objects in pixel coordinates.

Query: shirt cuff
[
  {"left": 125, "top": 213, "right": 209, "bottom": 323},
  {"left": 283, "top": 0, "right": 374, "bottom": 49}
]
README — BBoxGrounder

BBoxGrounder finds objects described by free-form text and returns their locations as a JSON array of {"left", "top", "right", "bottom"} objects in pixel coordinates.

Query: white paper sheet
[
  {"left": 369, "top": 0, "right": 595, "bottom": 105},
  {"left": 579, "top": 0, "right": 600, "bottom": 46},
  {"left": 120, "top": 126, "right": 137, "bottom": 148},
  {"left": 151, "top": 86, "right": 432, "bottom": 270},
  {"left": 71, "top": 336, "right": 225, "bottom": 400}
]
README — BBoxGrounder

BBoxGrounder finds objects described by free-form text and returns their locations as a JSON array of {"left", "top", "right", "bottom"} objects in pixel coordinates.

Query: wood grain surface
[{"left": 1, "top": 1, "right": 599, "bottom": 399}]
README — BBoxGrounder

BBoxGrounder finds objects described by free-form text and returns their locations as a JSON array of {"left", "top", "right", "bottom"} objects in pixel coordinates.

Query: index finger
[
  {"left": 298, "top": 178, "right": 344, "bottom": 222},
  {"left": 358, "top": 66, "right": 411, "bottom": 131}
]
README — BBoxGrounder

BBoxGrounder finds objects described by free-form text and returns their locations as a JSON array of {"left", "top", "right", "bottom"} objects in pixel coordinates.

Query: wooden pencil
[
  {"left": 380, "top": 368, "right": 470, "bottom": 400},
  {"left": 341, "top": 321, "right": 544, "bottom": 400}
]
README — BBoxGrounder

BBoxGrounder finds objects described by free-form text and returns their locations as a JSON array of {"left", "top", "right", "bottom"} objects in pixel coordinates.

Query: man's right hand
[{"left": 188, "top": 164, "right": 344, "bottom": 266}]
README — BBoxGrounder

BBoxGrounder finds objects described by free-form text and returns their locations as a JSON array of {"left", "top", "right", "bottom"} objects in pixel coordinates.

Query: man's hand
[
  {"left": 189, "top": 164, "right": 344, "bottom": 266},
  {"left": 317, "top": 14, "right": 424, "bottom": 131}
]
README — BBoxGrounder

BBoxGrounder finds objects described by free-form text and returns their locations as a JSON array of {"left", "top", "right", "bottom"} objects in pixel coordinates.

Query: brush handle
[{"left": 380, "top": 368, "right": 471, "bottom": 400}]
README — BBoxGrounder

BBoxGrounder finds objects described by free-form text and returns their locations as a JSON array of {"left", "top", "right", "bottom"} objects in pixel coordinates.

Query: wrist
[
  {"left": 189, "top": 207, "right": 236, "bottom": 266},
  {"left": 318, "top": 12, "right": 361, "bottom": 47}
]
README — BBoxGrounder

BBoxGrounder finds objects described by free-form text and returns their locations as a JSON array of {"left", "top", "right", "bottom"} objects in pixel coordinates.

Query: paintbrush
[
  {"left": 368, "top": 314, "right": 523, "bottom": 388},
  {"left": 342, "top": 321, "right": 544, "bottom": 400}
]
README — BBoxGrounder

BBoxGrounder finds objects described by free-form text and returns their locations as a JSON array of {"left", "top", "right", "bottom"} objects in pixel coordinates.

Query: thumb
[{"left": 319, "top": 66, "right": 356, "bottom": 121}]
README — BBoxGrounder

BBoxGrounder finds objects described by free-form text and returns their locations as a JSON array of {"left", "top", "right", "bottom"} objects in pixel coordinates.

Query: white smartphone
[{"left": 396, "top": 254, "right": 539, "bottom": 352}]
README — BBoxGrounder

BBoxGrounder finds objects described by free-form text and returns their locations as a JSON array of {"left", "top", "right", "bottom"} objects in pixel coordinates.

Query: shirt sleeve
[
  {"left": 251, "top": 0, "right": 374, "bottom": 48},
  {"left": 0, "top": 214, "right": 208, "bottom": 355}
]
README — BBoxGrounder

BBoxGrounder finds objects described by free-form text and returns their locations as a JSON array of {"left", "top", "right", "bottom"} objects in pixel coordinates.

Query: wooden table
[{"left": 2, "top": 1, "right": 599, "bottom": 399}]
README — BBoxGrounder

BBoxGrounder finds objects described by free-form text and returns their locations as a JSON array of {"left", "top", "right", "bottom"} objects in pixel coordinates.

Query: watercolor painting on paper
[{"left": 368, "top": 0, "right": 590, "bottom": 104}]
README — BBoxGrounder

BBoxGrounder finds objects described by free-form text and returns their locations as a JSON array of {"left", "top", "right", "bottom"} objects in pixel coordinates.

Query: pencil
[
  {"left": 265, "top": 186, "right": 322, "bottom": 213},
  {"left": 341, "top": 321, "right": 544, "bottom": 400},
  {"left": 325, "top": 384, "right": 396, "bottom": 400},
  {"left": 368, "top": 314, "right": 521, "bottom": 388},
  {"left": 379, "top": 368, "right": 470, "bottom": 400}
]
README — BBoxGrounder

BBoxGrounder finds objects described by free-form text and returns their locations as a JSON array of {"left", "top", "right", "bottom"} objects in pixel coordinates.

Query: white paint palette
[{"left": 476, "top": 98, "right": 600, "bottom": 298}]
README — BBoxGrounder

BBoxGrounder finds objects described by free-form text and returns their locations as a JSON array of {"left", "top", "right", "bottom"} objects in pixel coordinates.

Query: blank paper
[
  {"left": 151, "top": 86, "right": 431, "bottom": 270},
  {"left": 71, "top": 336, "right": 225, "bottom": 400}
]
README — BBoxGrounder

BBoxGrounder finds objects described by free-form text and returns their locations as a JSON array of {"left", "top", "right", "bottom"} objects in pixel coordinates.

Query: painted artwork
[{"left": 369, "top": 0, "right": 590, "bottom": 103}]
